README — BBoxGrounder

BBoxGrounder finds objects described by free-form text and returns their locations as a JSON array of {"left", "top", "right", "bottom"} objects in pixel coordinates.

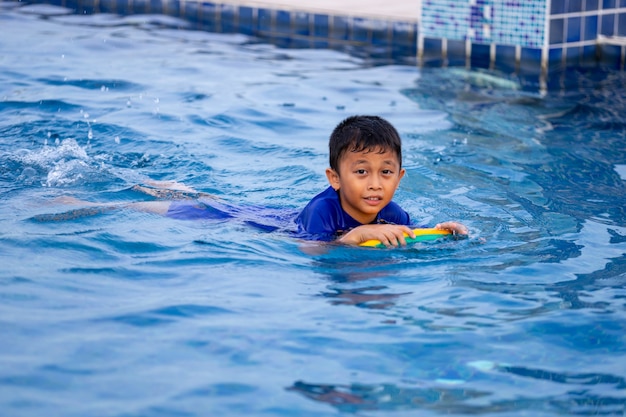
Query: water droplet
[
  {"left": 87, "top": 129, "right": 93, "bottom": 140},
  {"left": 114, "top": 136, "right": 120, "bottom": 144}
]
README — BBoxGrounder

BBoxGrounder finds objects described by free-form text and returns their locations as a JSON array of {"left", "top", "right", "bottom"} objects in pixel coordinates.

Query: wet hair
[{"left": 328, "top": 115, "right": 402, "bottom": 174}]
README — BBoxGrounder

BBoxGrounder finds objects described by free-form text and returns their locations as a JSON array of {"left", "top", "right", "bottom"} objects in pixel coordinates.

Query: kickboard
[{"left": 359, "top": 228, "right": 451, "bottom": 248}]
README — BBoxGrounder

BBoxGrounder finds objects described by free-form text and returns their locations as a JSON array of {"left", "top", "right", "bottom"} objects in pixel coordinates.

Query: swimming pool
[{"left": 1, "top": 2, "right": 626, "bottom": 416}]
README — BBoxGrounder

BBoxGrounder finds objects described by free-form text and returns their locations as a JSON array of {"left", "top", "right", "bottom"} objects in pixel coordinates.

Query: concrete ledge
[{"left": 189, "top": 0, "right": 418, "bottom": 23}]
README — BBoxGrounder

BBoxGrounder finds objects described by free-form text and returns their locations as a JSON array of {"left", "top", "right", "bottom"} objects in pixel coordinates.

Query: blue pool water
[{"left": 1, "top": 3, "right": 626, "bottom": 416}]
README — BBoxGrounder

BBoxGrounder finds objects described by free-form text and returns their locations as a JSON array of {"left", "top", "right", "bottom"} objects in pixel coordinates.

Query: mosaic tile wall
[
  {"left": 420, "top": 0, "right": 547, "bottom": 49},
  {"left": 419, "top": 0, "right": 626, "bottom": 81}
]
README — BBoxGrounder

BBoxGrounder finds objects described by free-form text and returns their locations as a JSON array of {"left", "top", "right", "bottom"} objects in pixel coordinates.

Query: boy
[{"left": 295, "top": 115, "right": 467, "bottom": 246}]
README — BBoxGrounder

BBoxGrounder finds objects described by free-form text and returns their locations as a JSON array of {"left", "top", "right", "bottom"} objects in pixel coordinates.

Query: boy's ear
[{"left": 325, "top": 168, "right": 340, "bottom": 191}]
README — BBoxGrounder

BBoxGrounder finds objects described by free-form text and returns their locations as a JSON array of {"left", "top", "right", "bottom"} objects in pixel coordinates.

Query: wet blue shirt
[{"left": 294, "top": 186, "right": 411, "bottom": 241}]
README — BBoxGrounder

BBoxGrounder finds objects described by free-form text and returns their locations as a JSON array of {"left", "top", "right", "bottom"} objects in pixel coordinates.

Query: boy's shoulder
[
  {"left": 295, "top": 186, "right": 346, "bottom": 239},
  {"left": 299, "top": 186, "right": 341, "bottom": 216}
]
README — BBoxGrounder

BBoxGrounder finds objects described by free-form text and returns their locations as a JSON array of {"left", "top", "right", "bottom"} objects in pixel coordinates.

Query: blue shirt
[{"left": 295, "top": 186, "right": 411, "bottom": 241}]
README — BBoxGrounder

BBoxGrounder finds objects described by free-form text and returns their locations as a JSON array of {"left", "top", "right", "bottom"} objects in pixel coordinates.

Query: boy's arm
[{"left": 337, "top": 224, "right": 416, "bottom": 247}]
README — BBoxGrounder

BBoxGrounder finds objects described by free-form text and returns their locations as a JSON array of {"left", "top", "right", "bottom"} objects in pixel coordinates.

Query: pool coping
[{"left": 195, "top": 0, "right": 419, "bottom": 23}]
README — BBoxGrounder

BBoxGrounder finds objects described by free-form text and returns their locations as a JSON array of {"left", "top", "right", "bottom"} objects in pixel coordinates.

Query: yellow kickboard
[{"left": 359, "top": 228, "right": 451, "bottom": 248}]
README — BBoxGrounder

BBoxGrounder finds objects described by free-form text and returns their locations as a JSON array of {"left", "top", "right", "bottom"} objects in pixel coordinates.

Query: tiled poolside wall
[
  {"left": 15, "top": 0, "right": 626, "bottom": 88},
  {"left": 419, "top": 0, "right": 626, "bottom": 86}
]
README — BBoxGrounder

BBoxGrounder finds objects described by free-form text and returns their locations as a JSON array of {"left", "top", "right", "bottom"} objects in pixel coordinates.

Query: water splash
[{"left": 8, "top": 138, "right": 110, "bottom": 187}]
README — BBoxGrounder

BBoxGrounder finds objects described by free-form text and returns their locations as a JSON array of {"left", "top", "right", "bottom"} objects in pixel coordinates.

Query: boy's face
[{"left": 326, "top": 147, "right": 405, "bottom": 224}]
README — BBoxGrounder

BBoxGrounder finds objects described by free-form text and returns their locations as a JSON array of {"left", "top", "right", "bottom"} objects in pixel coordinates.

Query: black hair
[{"left": 328, "top": 115, "right": 402, "bottom": 173}]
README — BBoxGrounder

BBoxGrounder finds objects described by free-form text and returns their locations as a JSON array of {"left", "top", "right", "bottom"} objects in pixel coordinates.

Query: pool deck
[{"left": 211, "top": 0, "right": 419, "bottom": 22}]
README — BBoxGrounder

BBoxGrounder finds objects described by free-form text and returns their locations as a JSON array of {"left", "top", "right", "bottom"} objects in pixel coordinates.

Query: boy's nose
[{"left": 368, "top": 177, "right": 382, "bottom": 190}]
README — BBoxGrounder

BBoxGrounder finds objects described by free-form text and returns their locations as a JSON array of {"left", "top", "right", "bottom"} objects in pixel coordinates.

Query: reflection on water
[{"left": 289, "top": 361, "right": 626, "bottom": 415}]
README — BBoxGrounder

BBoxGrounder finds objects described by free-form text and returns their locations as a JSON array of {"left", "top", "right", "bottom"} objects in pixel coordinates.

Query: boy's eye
[{"left": 355, "top": 169, "right": 367, "bottom": 174}]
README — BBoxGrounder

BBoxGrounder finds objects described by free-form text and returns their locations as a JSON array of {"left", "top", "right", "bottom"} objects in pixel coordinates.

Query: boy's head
[
  {"left": 329, "top": 115, "right": 402, "bottom": 174},
  {"left": 325, "top": 115, "right": 405, "bottom": 224}
]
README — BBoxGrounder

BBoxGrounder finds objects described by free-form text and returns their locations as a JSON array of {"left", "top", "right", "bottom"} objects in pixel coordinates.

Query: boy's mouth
[{"left": 364, "top": 196, "right": 382, "bottom": 205}]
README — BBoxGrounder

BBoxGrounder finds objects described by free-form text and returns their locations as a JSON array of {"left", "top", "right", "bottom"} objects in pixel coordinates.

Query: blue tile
[
  {"left": 601, "top": 14, "right": 615, "bottom": 36},
  {"left": 392, "top": 22, "right": 416, "bottom": 51},
  {"left": 371, "top": 21, "right": 390, "bottom": 46},
  {"left": 602, "top": 0, "right": 616, "bottom": 8},
  {"left": 237, "top": 7, "right": 254, "bottom": 35},
  {"left": 581, "top": 45, "right": 597, "bottom": 66},
  {"left": 164, "top": 0, "right": 180, "bottom": 17},
  {"left": 220, "top": 5, "right": 237, "bottom": 33},
  {"left": 330, "top": 16, "right": 349, "bottom": 40},
  {"left": 293, "top": 12, "right": 310, "bottom": 36},
  {"left": 548, "top": 46, "right": 564, "bottom": 72},
  {"left": 567, "top": 0, "right": 583, "bottom": 12},
  {"left": 200, "top": 2, "right": 217, "bottom": 32},
  {"left": 99, "top": 0, "right": 115, "bottom": 14},
  {"left": 550, "top": 18, "right": 565, "bottom": 44},
  {"left": 130, "top": 0, "right": 145, "bottom": 14},
  {"left": 423, "top": 37, "right": 442, "bottom": 56},
  {"left": 470, "top": 42, "right": 490, "bottom": 68},
  {"left": 351, "top": 18, "right": 369, "bottom": 43},
  {"left": 567, "top": 16, "right": 581, "bottom": 42},
  {"left": 149, "top": 0, "right": 163, "bottom": 14},
  {"left": 183, "top": 1, "right": 201, "bottom": 24},
  {"left": 447, "top": 39, "right": 466, "bottom": 67},
  {"left": 551, "top": 0, "right": 566, "bottom": 14},
  {"left": 584, "top": 15, "right": 598, "bottom": 40},
  {"left": 494, "top": 45, "right": 517, "bottom": 73},
  {"left": 117, "top": 0, "right": 131, "bottom": 14},
  {"left": 257, "top": 8, "right": 272, "bottom": 32},
  {"left": 238, "top": 6, "right": 254, "bottom": 35},
  {"left": 85, "top": 0, "right": 98, "bottom": 13},
  {"left": 519, "top": 48, "right": 542, "bottom": 75},
  {"left": 620, "top": 13, "right": 626, "bottom": 36},
  {"left": 565, "top": 45, "right": 581, "bottom": 66},
  {"left": 422, "top": 38, "right": 444, "bottom": 67},
  {"left": 621, "top": 0, "right": 626, "bottom": 6},
  {"left": 585, "top": 0, "right": 600, "bottom": 10},
  {"left": 313, "top": 14, "right": 329, "bottom": 38},
  {"left": 276, "top": 10, "right": 291, "bottom": 34}
]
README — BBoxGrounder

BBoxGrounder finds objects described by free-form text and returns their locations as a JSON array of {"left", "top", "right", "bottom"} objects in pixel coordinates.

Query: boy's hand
[
  {"left": 435, "top": 221, "right": 469, "bottom": 236},
  {"left": 338, "top": 224, "right": 416, "bottom": 247}
]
